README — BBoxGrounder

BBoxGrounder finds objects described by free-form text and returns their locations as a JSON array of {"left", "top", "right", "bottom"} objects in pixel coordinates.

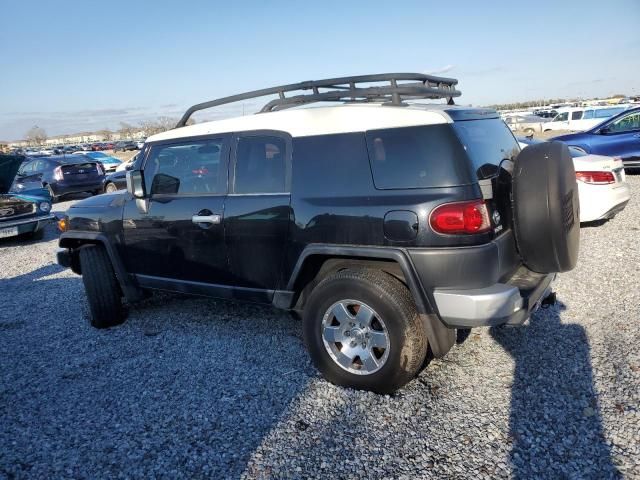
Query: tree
[
  {"left": 97, "top": 129, "right": 113, "bottom": 141},
  {"left": 118, "top": 122, "right": 135, "bottom": 140},
  {"left": 25, "top": 126, "right": 47, "bottom": 146}
]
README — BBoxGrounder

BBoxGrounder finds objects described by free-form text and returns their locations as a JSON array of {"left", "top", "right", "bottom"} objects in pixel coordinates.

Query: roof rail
[{"left": 175, "top": 73, "right": 461, "bottom": 128}]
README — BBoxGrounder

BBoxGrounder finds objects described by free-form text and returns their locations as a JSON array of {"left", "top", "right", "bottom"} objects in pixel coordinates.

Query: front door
[
  {"left": 224, "top": 131, "right": 292, "bottom": 302},
  {"left": 122, "top": 135, "right": 233, "bottom": 287}
]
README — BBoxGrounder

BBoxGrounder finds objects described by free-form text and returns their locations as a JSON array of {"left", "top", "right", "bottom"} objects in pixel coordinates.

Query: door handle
[{"left": 192, "top": 214, "right": 221, "bottom": 225}]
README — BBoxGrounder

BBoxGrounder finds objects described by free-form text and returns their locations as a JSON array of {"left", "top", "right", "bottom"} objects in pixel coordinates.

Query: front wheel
[
  {"left": 105, "top": 182, "right": 118, "bottom": 193},
  {"left": 303, "top": 269, "right": 428, "bottom": 394},
  {"left": 79, "top": 245, "right": 125, "bottom": 328}
]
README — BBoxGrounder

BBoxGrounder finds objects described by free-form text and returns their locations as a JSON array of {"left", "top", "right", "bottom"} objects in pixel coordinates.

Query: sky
[{"left": 1, "top": 0, "right": 638, "bottom": 141}]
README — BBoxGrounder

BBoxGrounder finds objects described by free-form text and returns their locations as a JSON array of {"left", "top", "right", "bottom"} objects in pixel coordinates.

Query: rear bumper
[
  {"left": 578, "top": 181, "right": 630, "bottom": 222},
  {"left": 407, "top": 232, "right": 556, "bottom": 328},
  {"left": 432, "top": 271, "right": 555, "bottom": 327},
  {"left": 51, "top": 181, "right": 104, "bottom": 196}
]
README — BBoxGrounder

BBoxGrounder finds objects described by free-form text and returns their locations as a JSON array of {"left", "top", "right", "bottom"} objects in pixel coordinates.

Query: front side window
[
  {"left": 233, "top": 136, "right": 287, "bottom": 194},
  {"left": 553, "top": 112, "right": 569, "bottom": 122},
  {"left": 571, "top": 111, "right": 583, "bottom": 120},
  {"left": 19, "top": 161, "right": 34, "bottom": 174},
  {"left": 144, "top": 139, "right": 226, "bottom": 195},
  {"left": 608, "top": 112, "right": 640, "bottom": 133}
]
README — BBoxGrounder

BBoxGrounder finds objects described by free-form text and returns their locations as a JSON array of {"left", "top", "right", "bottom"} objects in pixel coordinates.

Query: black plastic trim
[
  {"left": 135, "top": 274, "right": 274, "bottom": 303},
  {"left": 58, "top": 231, "right": 143, "bottom": 302},
  {"left": 286, "top": 244, "right": 456, "bottom": 358}
]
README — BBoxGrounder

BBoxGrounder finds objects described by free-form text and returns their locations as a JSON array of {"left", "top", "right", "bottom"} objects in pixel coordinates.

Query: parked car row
[{"left": 10, "top": 139, "right": 145, "bottom": 157}]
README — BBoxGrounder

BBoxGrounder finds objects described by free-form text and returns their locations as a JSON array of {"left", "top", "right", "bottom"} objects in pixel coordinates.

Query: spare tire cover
[{"left": 512, "top": 141, "right": 580, "bottom": 273}]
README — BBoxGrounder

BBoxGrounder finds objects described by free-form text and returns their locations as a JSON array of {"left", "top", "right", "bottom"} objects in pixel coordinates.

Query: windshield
[{"left": 452, "top": 119, "right": 520, "bottom": 179}]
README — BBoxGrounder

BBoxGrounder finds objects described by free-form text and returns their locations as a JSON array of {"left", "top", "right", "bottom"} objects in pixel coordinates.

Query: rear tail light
[
  {"left": 575, "top": 171, "right": 615, "bottom": 185},
  {"left": 429, "top": 200, "right": 491, "bottom": 235},
  {"left": 53, "top": 166, "right": 63, "bottom": 181}
]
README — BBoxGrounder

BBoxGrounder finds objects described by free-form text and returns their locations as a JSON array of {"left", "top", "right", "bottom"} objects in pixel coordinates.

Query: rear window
[
  {"left": 365, "top": 125, "right": 470, "bottom": 189},
  {"left": 452, "top": 119, "right": 520, "bottom": 178}
]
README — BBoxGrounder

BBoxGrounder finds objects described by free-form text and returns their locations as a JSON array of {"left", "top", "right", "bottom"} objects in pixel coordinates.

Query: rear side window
[
  {"left": 365, "top": 125, "right": 470, "bottom": 189},
  {"left": 233, "top": 136, "right": 287, "bottom": 194},
  {"left": 583, "top": 110, "right": 594, "bottom": 119},
  {"left": 452, "top": 119, "right": 520, "bottom": 178}
]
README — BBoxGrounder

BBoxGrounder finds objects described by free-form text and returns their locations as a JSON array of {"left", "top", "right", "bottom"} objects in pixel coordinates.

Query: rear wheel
[
  {"left": 79, "top": 245, "right": 125, "bottom": 328},
  {"left": 105, "top": 182, "right": 118, "bottom": 193},
  {"left": 303, "top": 269, "right": 427, "bottom": 393}
]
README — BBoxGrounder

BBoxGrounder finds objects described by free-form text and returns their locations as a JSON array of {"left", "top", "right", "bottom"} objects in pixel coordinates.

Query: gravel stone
[{"left": 1, "top": 180, "right": 639, "bottom": 479}]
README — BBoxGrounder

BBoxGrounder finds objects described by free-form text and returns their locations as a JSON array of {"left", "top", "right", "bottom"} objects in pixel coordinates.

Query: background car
[
  {"left": 518, "top": 137, "right": 630, "bottom": 222},
  {"left": 544, "top": 106, "right": 630, "bottom": 132},
  {"left": 14, "top": 155, "right": 105, "bottom": 202},
  {"left": 504, "top": 115, "right": 549, "bottom": 135},
  {"left": 0, "top": 154, "right": 54, "bottom": 241},
  {"left": 551, "top": 107, "right": 640, "bottom": 172},
  {"left": 102, "top": 169, "right": 128, "bottom": 193},
  {"left": 115, "top": 152, "right": 139, "bottom": 172},
  {"left": 80, "top": 151, "right": 122, "bottom": 172},
  {"left": 113, "top": 141, "right": 137, "bottom": 152}
]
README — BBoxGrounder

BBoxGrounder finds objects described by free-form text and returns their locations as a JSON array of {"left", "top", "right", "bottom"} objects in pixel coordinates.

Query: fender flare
[
  {"left": 286, "top": 244, "right": 455, "bottom": 357},
  {"left": 59, "top": 231, "right": 143, "bottom": 302}
]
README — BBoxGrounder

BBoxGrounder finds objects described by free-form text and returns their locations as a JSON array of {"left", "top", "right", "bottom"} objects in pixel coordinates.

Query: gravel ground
[{"left": 1, "top": 178, "right": 639, "bottom": 479}]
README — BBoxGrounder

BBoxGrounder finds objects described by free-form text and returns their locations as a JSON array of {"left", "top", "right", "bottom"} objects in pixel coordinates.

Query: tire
[
  {"left": 512, "top": 141, "right": 580, "bottom": 273},
  {"left": 303, "top": 269, "right": 428, "bottom": 394},
  {"left": 523, "top": 128, "right": 535, "bottom": 136},
  {"left": 79, "top": 245, "right": 125, "bottom": 328},
  {"left": 105, "top": 182, "right": 118, "bottom": 193}
]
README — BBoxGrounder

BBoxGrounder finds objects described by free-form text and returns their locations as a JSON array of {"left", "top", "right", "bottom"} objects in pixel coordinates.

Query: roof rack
[{"left": 175, "top": 73, "right": 461, "bottom": 128}]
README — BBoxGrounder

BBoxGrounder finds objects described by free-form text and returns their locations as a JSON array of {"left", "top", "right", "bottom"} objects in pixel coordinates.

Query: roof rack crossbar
[{"left": 176, "top": 73, "right": 461, "bottom": 128}]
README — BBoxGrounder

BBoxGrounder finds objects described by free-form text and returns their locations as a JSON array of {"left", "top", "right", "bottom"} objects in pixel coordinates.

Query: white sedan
[{"left": 518, "top": 137, "right": 630, "bottom": 223}]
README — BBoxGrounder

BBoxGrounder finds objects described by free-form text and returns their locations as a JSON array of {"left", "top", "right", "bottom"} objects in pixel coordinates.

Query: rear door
[
  {"left": 122, "top": 135, "right": 233, "bottom": 286},
  {"left": 224, "top": 131, "right": 292, "bottom": 301}
]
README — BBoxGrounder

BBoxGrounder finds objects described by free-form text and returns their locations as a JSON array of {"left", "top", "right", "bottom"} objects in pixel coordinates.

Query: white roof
[{"left": 148, "top": 103, "right": 456, "bottom": 142}]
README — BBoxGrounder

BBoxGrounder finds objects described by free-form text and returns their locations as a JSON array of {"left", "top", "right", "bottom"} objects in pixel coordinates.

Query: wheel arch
[
  {"left": 287, "top": 245, "right": 455, "bottom": 357},
  {"left": 59, "top": 232, "right": 143, "bottom": 302}
]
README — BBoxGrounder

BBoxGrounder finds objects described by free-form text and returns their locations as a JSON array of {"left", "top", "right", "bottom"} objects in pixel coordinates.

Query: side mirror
[
  {"left": 599, "top": 126, "right": 611, "bottom": 135},
  {"left": 126, "top": 170, "right": 145, "bottom": 198},
  {"left": 125, "top": 163, "right": 133, "bottom": 171}
]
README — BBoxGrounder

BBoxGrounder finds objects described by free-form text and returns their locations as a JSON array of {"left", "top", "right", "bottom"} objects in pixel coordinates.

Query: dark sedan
[
  {"left": 15, "top": 155, "right": 105, "bottom": 202},
  {"left": 552, "top": 107, "right": 640, "bottom": 172},
  {"left": 102, "top": 169, "right": 128, "bottom": 193},
  {"left": 0, "top": 154, "right": 55, "bottom": 241},
  {"left": 113, "top": 141, "right": 137, "bottom": 152}
]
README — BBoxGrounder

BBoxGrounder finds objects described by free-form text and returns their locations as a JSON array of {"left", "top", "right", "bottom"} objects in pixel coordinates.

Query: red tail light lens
[
  {"left": 53, "top": 166, "right": 63, "bottom": 181},
  {"left": 429, "top": 200, "right": 491, "bottom": 234},
  {"left": 575, "top": 171, "right": 615, "bottom": 185}
]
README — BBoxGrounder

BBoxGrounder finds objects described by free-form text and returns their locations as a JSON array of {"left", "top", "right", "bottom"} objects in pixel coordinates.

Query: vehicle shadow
[
  {"left": 0, "top": 266, "right": 313, "bottom": 479},
  {"left": 490, "top": 304, "right": 620, "bottom": 479}
]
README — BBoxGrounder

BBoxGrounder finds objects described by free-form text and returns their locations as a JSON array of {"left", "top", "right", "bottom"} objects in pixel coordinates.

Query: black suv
[{"left": 57, "top": 74, "right": 580, "bottom": 393}]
